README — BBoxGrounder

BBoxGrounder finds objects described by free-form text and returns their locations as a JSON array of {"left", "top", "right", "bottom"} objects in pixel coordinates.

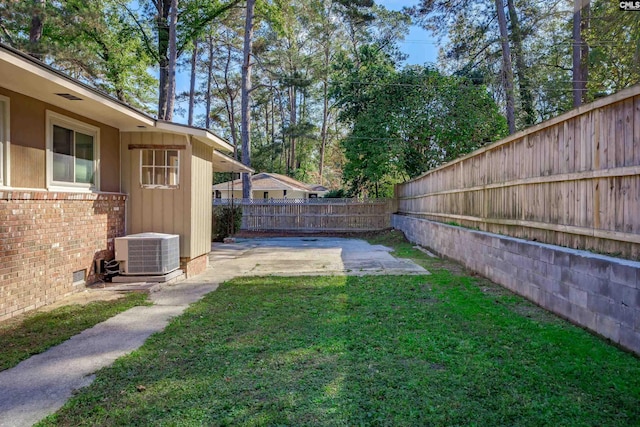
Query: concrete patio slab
[{"left": 209, "top": 237, "right": 429, "bottom": 276}]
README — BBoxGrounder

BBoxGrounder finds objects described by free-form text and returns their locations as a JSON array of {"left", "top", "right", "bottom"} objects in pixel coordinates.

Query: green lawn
[
  {"left": 39, "top": 235, "right": 640, "bottom": 426},
  {"left": 0, "top": 292, "right": 149, "bottom": 372}
]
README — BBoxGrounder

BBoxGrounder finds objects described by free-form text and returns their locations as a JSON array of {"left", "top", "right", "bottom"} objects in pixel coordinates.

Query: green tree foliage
[
  {"left": 332, "top": 45, "right": 507, "bottom": 197},
  {"left": 0, "top": 0, "right": 156, "bottom": 109},
  {"left": 408, "top": 0, "right": 640, "bottom": 127},
  {"left": 587, "top": 0, "right": 640, "bottom": 96}
]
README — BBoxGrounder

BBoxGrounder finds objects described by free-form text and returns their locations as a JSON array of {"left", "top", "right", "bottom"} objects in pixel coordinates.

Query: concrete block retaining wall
[{"left": 392, "top": 214, "right": 640, "bottom": 355}]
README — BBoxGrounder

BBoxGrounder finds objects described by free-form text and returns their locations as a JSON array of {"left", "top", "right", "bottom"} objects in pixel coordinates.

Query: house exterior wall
[
  {"left": 0, "top": 87, "right": 120, "bottom": 192},
  {"left": 0, "top": 87, "right": 126, "bottom": 321},
  {"left": 189, "top": 140, "right": 212, "bottom": 271},
  {"left": 122, "top": 134, "right": 214, "bottom": 277},
  {"left": 0, "top": 191, "right": 125, "bottom": 321}
]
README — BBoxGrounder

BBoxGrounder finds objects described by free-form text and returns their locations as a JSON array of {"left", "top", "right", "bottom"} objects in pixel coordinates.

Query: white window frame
[
  {"left": 46, "top": 111, "right": 100, "bottom": 192},
  {"left": 139, "top": 149, "right": 180, "bottom": 189},
  {"left": 0, "top": 95, "right": 9, "bottom": 187}
]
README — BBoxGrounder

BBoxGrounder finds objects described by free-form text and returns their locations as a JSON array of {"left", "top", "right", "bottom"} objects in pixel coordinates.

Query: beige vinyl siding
[
  {"left": 0, "top": 87, "right": 120, "bottom": 191},
  {"left": 190, "top": 140, "right": 213, "bottom": 259},
  {"left": 121, "top": 131, "right": 192, "bottom": 257}
]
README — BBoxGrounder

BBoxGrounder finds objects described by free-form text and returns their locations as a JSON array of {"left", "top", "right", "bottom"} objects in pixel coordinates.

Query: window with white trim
[
  {"left": 0, "top": 96, "right": 8, "bottom": 186},
  {"left": 47, "top": 111, "right": 99, "bottom": 190},
  {"left": 140, "top": 149, "right": 179, "bottom": 188}
]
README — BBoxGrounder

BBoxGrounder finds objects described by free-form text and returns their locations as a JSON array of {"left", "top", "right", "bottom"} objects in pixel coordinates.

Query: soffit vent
[{"left": 55, "top": 93, "right": 83, "bottom": 101}]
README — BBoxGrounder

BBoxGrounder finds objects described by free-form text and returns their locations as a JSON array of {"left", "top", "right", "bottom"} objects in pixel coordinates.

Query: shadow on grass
[{"left": 39, "top": 274, "right": 640, "bottom": 426}]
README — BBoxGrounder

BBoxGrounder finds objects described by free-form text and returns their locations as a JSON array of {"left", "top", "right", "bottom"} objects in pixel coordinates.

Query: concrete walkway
[{"left": 0, "top": 237, "right": 427, "bottom": 426}]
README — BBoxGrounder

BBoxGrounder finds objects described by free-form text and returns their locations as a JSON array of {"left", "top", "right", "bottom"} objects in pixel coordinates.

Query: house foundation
[{"left": 180, "top": 253, "right": 209, "bottom": 278}]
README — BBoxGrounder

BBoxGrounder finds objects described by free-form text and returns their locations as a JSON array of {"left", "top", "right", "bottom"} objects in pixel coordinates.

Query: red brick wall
[
  {"left": 180, "top": 253, "right": 209, "bottom": 278},
  {"left": 0, "top": 191, "right": 126, "bottom": 321}
]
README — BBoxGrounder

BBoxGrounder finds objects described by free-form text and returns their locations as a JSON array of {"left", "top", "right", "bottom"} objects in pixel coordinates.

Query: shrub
[
  {"left": 212, "top": 205, "right": 242, "bottom": 241},
  {"left": 323, "top": 188, "right": 349, "bottom": 198}
]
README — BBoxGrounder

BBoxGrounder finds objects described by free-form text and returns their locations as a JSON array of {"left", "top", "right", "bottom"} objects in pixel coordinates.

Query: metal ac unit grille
[{"left": 115, "top": 233, "right": 179, "bottom": 275}]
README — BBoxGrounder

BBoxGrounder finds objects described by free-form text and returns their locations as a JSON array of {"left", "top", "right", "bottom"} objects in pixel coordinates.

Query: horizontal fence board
[
  {"left": 214, "top": 198, "right": 393, "bottom": 232},
  {"left": 396, "top": 88, "right": 640, "bottom": 260}
]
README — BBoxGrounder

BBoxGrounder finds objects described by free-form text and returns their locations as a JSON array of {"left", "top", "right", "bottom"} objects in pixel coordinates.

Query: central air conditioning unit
[{"left": 114, "top": 233, "right": 180, "bottom": 275}]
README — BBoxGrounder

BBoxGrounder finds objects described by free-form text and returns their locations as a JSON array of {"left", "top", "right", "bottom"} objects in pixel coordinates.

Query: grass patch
[
  {"left": 40, "top": 270, "right": 640, "bottom": 426},
  {"left": 0, "top": 292, "right": 149, "bottom": 372}
]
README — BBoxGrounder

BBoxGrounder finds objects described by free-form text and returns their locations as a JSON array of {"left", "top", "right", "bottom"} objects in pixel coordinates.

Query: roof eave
[{"left": 0, "top": 44, "right": 154, "bottom": 129}]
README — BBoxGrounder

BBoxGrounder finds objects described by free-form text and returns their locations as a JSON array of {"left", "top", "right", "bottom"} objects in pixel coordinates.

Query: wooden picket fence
[
  {"left": 220, "top": 198, "right": 394, "bottom": 232},
  {"left": 395, "top": 85, "right": 640, "bottom": 260}
]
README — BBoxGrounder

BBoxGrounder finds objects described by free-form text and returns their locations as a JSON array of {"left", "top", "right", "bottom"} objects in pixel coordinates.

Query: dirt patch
[{"left": 40, "top": 289, "right": 129, "bottom": 312}]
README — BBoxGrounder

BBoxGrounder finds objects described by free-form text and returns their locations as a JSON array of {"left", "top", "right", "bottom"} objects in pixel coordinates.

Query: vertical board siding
[
  {"left": 121, "top": 132, "right": 192, "bottom": 258},
  {"left": 234, "top": 199, "right": 393, "bottom": 232},
  {"left": 396, "top": 86, "right": 640, "bottom": 260},
  {"left": 190, "top": 140, "right": 212, "bottom": 259}
]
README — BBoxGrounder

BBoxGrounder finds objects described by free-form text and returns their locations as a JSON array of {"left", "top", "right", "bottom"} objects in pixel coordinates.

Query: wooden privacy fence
[
  {"left": 228, "top": 198, "right": 393, "bottom": 232},
  {"left": 396, "top": 85, "right": 640, "bottom": 260}
]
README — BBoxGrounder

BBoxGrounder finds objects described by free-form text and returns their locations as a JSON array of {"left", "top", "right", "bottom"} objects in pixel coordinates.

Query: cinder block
[
  {"left": 557, "top": 282, "right": 571, "bottom": 299},
  {"left": 489, "top": 247, "right": 504, "bottom": 260},
  {"left": 521, "top": 242, "right": 541, "bottom": 260},
  {"left": 551, "top": 296, "right": 572, "bottom": 319},
  {"left": 532, "top": 274, "right": 555, "bottom": 292},
  {"left": 498, "top": 261, "right": 518, "bottom": 276},
  {"left": 618, "top": 326, "right": 640, "bottom": 354},
  {"left": 609, "top": 283, "right": 638, "bottom": 306},
  {"left": 569, "top": 287, "right": 589, "bottom": 308},
  {"left": 561, "top": 269, "right": 590, "bottom": 288},
  {"left": 516, "top": 266, "right": 530, "bottom": 282},
  {"left": 618, "top": 305, "right": 638, "bottom": 328},
  {"left": 553, "top": 251, "right": 571, "bottom": 268},
  {"left": 503, "top": 251, "right": 522, "bottom": 266},
  {"left": 571, "top": 304, "right": 597, "bottom": 331},
  {"left": 610, "top": 263, "right": 640, "bottom": 286},
  {"left": 571, "top": 255, "right": 610, "bottom": 279},
  {"left": 576, "top": 274, "right": 608, "bottom": 294},
  {"left": 499, "top": 237, "right": 521, "bottom": 254},
  {"left": 595, "top": 314, "right": 621, "bottom": 343},
  {"left": 532, "top": 260, "right": 548, "bottom": 276},
  {"left": 587, "top": 294, "right": 614, "bottom": 317},
  {"left": 528, "top": 285, "right": 541, "bottom": 304},
  {"left": 546, "top": 264, "right": 562, "bottom": 281}
]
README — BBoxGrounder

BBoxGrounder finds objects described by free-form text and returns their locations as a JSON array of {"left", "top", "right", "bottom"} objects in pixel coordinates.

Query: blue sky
[
  {"left": 378, "top": 0, "right": 440, "bottom": 65},
  {"left": 175, "top": 1, "right": 439, "bottom": 123}
]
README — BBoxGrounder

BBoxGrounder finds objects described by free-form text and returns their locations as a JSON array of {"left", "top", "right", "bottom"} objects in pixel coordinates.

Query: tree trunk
[
  {"left": 573, "top": 0, "right": 582, "bottom": 107},
  {"left": 573, "top": 0, "right": 590, "bottom": 107},
  {"left": 164, "top": 0, "right": 179, "bottom": 122},
  {"left": 580, "top": 2, "right": 589, "bottom": 105},
  {"left": 223, "top": 41, "right": 239, "bottom": 159},
  {"left": 29, "top": 0, "right": 45, "bottom": 60},
  {"left": 277, "top": 88, "right": 287, "bottom": 172},
  {"left": 271, "top": 85, "right": 276, "bottom": 169},
  {"left": 288, "top": 85, "right": 297, "bottom": 173},
  {"left": 205, "top": 36, "right": 214, "bottom": 129},
  {"left": 188, "top": 38, "right": 198, "bottom": 126},
  {"left": 156, "top": 0, "right": 171, "bottom": 119},
  {"left": 506, "top": 0, "right": 535, "bottom": 127},
  {"left": 241, "top": 0, "right": 256, "bottom": 199},
  {"left": 319, "top": 40, "right": 331, "bottom": 185},
  {"left": 319, "top": 80, "right": 329, "bottom": 185},
  {"left": 495, "top": 0, "right": 516, "bottom": 134}
]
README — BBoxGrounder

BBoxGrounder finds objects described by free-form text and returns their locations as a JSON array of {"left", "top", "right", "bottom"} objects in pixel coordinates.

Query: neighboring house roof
[
  {"left": 213, "top": 172, "right": 323, "bottom": 194},
  {"left": 309, "top": 184, "right": 329, "bottom": 192},
  {"left": 0, "top": 43, "right": 251, "bottom": 173}
]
